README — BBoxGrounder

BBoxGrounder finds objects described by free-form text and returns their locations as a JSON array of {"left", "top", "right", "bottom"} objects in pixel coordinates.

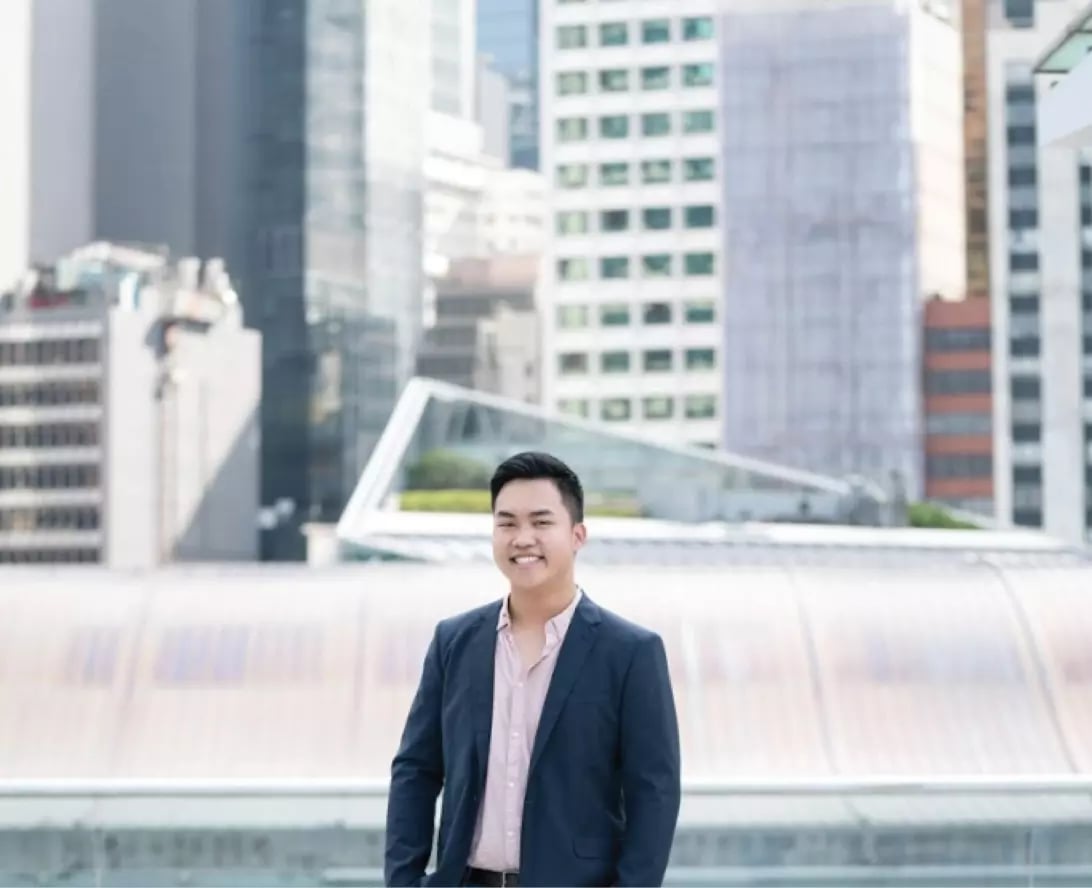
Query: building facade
[
  {"left": 478, "top": 0, "right": 538, "bottom": 168},
  {"left": 423, "top": 112, "right": 546, "bottom": 280},
  {"left": 964, "top": 0, "right": 993, "bottom": 301},
  {"left": 476, "top": 303, "right": 540, "bottom": 404},
  {"left": 923, "top": 297, "right": 995, "bottom": 515},
  {"left": 0, "top": 244, "right": 260, "bottom": 567},
  {"left": 540, "top": 0, "right": 724, "bottom": 449},
  {"left": 417, "top": 255, "right": 538, "bottom": 391},
  {"left": 717, "top": 0, "right": 965, "bottom": 497},
  {"left": 242, "top": 0, "right": 429, "bottom": 558},
  {"left": 987, "top": 0, "right": 1090, "bottom": 541},
  {"left": 431, "top": 0, "right": 477, "bottom": 119},
  {"left": 1, "top": 0, "right": 430, "bottom": 560},
  {"left": 0, "top": 0, "right": 97, "bottom": 284}
]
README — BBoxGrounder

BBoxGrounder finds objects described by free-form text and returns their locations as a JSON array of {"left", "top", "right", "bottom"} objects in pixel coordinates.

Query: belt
[{"left": 466, "top": 866, "right": 520, "bottom": 887}]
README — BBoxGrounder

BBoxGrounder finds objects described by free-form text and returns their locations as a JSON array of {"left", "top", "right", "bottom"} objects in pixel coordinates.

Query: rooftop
[{"left": 2, "top": 558, "right": 1092, "bottom": 829}]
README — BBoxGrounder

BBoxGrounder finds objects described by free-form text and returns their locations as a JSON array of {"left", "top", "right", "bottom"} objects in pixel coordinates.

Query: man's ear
[{"left": 572, "top": 521, "right": 587, "bottom": 550}]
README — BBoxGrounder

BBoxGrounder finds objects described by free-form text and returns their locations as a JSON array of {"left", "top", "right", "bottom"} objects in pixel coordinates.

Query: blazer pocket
[{"left": 573, "top": 833, "right": 617, "bottom": 860}]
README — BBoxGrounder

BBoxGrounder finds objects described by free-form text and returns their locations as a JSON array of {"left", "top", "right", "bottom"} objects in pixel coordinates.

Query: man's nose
[{"left": 513, "top": 526, "right": 536, "bottom": 547}]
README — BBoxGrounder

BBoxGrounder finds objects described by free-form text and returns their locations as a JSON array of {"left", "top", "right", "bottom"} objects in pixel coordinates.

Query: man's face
[{"left": 492, "top": 478, "right": 586, "bottom": 592}]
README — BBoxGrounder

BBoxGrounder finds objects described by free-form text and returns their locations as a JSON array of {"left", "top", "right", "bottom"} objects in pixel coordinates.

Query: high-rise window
[
  {"left": 682, "top": 17, "right": 714, "bottom": 40},
  {"left": 642, "top": 19, "right": 671, "bottom": 43}
]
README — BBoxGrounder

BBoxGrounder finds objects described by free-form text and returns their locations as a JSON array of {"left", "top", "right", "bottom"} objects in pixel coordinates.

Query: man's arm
[
  {"left": 385, "top": 626, "right": 445, "bottom": 887},
  {"left": 615, "top": 633, "right": 682, "bottom": 887}
]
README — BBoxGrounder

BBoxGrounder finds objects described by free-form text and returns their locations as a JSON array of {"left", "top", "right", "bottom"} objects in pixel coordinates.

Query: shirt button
[
  {"left": 507, "top": 830, "right": 515, "bottom": 837},
  {"left": 507, "top": 781, "right": 515, "bottom": 787},
  {"left": 511, "top": 732, "right": 519, "bottom": 739}
]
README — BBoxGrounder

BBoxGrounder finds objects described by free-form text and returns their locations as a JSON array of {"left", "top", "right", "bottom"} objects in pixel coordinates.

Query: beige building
[{"left": 0, "top": 243, "right": 260, "bottom": 566}]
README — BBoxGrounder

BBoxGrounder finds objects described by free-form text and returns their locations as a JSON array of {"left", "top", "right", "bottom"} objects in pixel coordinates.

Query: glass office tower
[{"left": 244, "top": 0, "right": 428, "bottom": 557}]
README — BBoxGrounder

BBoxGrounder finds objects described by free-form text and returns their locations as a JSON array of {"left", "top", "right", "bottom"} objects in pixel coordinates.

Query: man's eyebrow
[{"left": 494, "top": 508, "right": 556, "bottom": 518}]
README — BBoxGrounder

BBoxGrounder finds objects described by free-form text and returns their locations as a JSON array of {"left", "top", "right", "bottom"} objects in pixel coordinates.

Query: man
[{"left": 385, "top": 451, "right": 681, "bottom": 887}]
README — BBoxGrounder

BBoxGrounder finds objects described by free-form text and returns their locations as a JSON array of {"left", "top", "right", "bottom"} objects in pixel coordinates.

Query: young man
[{"left": 385, "top": 451, "right": 681, "bottom": 887}]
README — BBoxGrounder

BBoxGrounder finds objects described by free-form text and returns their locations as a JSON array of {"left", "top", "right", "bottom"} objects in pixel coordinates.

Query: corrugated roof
[{"left": 3, "top": 562, "right": 1092, "bottom": 797}]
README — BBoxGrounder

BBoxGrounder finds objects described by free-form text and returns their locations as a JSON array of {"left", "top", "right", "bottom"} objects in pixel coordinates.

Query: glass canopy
[
  {"left": 337, "top": 379, "right": 889, "bottom": 547},
  {"left": 1035, "top": 3, "right": 1092, "bottom": 74}
]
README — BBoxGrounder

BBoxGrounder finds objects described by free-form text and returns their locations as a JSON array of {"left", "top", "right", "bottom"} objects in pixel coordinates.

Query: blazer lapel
[
  {"left": 470, "top": 604, "right": 500, "bottom": 781},
  {"left": 528, "top": 594, "right": 602, "bottom": 779}
]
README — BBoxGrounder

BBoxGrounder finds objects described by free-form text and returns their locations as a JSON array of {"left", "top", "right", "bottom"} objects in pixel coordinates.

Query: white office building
[
  {"left": 540, "top": 1, "right": 724, "bottom": 448},
  {"left": 987, "top": 0, "right": 1092, "bottom": 543},
  {"left": 0, "top": 244, "right": 261, "bottom": 567}
]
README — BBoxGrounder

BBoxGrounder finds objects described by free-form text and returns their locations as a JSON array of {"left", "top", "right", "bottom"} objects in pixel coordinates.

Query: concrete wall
[
  {"left": 0, "top": 0, "right": 32, "bottom": 287},
  {"left": 94, "top": 0, "right": 200, "bottom": 254},
  {"left": 103, "top": 305, "right": 159, "bottom": 569},
  {"left": 910, "top": 3, "right": 968, "bottom": 301},
  {"left": 29, "top": 0, "right": 95, "bottom": 265},
  {"left": 1038, "top": 48, "right": 1092, "bottom": 149},
  {"left": 170, "top": 320, "right": 261, "bottom": 561}
]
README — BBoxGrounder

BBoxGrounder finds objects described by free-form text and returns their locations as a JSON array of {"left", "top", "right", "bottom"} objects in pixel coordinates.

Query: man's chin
[{"left": 506, "top": 568, "right": 553, "bottom": 591}]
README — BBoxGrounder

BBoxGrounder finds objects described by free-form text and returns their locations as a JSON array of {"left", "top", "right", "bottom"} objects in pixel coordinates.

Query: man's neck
[{"left": 508, "top": 580, "right": 577, "bottom": 629}]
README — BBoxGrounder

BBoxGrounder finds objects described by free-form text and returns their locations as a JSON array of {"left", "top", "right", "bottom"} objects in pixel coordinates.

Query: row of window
[
  {"left": 558, "top": 109, "right": 715, "bottom": 141},
  {"left": 558, "top": 252, "right": 716, "bottom": 281},
  {"left": 924, "top": 327, "right": 991, "bottom": 353},
  {"left": 0, "top": 422, "right": 100, "bottom": 449},
  {"left": 0, "top": 507, "right": 101, "bottom": 532},
  {"left": 558, "top": 205, "right": 715, "bottom": 236},
  {"left": 0, "top": 338, "right": 100, "bottom": 367},
  {"left": 0, "top": 464, "right": 100, "bottom": 491},
  {"left": 925, "top": 412, "right": 992, "bottom": 437},
  {"left": 556, "top": 16, "right": 713, "bottom": 50},
  {"left": 559, "top": 348, "right": 717, "bottom": 375},
  {"left": 0, "top": 547, "right": 100, "bottom": 564},
  {"left": 1011, "top": 375, "right": 1041, "bottom": 400},
  {"left": 926, "top": 454, "right": 993, "bottom": 479},
  {"left": 558, "top": 63, "right": 714, "bottom": 96},
  {"left": 0, "top": 380, "right": 101, "bottom": 407},
  {"left": 924, "top": 369, "right": 992, "bottom": 396},
  {"left": 558, "top": 156, "right": 714, "bottom": 188},
  {"left": 556, "top": 300, "right": 715, "bottom": 328},
  {"left": 558, "top": 394, "right": 717, "bottom": 421}
]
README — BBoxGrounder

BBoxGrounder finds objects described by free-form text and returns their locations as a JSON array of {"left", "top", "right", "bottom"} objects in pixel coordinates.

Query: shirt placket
[{"left": 504, "top": 633, "right": 527, "bottom": 867}]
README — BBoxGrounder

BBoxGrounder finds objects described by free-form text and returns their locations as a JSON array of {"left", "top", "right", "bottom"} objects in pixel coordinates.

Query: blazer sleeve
[
  {"left": 615, "top": 632, "right": 682, "bottom": 887},
  {"left": 385, "top": 625, "right": 445, "bottom": 887}
]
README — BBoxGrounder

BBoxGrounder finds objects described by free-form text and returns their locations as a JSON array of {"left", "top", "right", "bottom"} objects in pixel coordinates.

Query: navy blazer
[{"left": 385, "top": 593, "right": 681, "bottom": 887}]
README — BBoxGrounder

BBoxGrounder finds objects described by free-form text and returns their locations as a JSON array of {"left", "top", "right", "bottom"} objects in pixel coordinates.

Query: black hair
[{"left": 490, "top": 451, "right": 585, "bottom": 523}]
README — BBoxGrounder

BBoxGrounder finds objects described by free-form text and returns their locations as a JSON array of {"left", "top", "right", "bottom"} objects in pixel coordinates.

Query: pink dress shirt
[{"left": 467, "top": 589, "right": 583, "bottom": 872}]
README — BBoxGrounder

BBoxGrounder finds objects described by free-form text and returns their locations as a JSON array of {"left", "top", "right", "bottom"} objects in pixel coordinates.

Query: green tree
[
  {"left": 908, "top": 502, "right": 980, "bottom": 530},
  {"left": 404, "top": 449, "right": 492, "bottom": 491}
]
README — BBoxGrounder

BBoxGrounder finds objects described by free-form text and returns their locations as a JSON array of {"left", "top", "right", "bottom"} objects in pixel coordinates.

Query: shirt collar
[{"left": 497, "top": 586, "right": 583, "bottom": 638}]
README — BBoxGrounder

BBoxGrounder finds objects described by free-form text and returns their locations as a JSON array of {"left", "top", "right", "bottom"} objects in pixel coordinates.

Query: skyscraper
[
  {"left": 242, "top": 0, "right": 429, "bottom": 557},
  {"left": 540, "top": 1, "right": 724, "bottom": 448},
  {"left": 478, "top": 0, "right": 539, "bottom": 168},
  {"left": 717, "top": 0, "right": 965, "bottom": 496},
  {"left": 987, "top": 0, "right": 1090, "bottom": 542}
]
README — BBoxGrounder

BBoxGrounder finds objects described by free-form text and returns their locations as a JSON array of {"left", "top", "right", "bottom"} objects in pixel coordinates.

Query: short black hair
[{"left": 490, "top": 451, "right": 584, "bottom": 523}]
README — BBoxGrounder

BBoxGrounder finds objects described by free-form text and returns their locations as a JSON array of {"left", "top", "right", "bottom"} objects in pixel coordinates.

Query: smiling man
[{"left": 385, "top": 451, "right": 681, "bottom": 887}]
